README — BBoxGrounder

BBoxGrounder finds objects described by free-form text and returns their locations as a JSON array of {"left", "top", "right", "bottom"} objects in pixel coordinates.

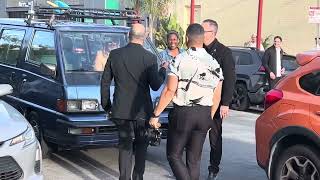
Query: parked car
[
  {"left": 255, "top": 50, "right": 320, "bottom": 180},
  {"left": 229, "top": 46, "right": 298, "bottom": 111},
  {"left": 0, "top": 16, "right": 168, "bottom": 156},
  {"left": 0, "top": 84, "right": 43, "bottom": 180}
]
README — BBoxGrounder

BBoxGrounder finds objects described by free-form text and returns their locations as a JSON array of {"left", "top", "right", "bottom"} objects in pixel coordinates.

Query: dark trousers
[
  {"left": 167, "top": 106, "right": 212, "bottom": 180},
  {"left": 208, "top": 112, "right": 223, "bottom": 174},
  {"left": 112, "top": 119, "right": 148, "bottom": 180},
  {"left": 268, "top": 77, "right": 281, "bottom": 89}
]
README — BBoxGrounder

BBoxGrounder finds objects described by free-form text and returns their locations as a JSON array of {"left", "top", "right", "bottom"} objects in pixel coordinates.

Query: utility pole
[
  {"left": 256, "top": 0, "right": 263, "bottom": 50},
  {"left": 190, "top": 0, "right": 195, "bottom": 24}
]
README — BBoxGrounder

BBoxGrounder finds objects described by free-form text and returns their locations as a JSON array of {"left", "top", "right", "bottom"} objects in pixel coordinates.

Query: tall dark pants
[
  {"left": 167, "top": 106, "right": 212, "bottom": 180},
  {"left": 112, "top": 119, "right": 148, "bottom": 180},
  {"left": 208, "top": 110, "right": 223, "bottom": 174}
]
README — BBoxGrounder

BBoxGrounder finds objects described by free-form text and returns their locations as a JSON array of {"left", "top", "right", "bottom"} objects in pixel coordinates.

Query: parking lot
[{"left": 42, "top": 110, "right": 267, "bottom": 180}]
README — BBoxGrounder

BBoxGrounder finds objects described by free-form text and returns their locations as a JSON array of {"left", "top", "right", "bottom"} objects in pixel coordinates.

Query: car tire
[
  {"left": 231, "top": 83, "right": 250, "bottom": 111},
  {"left": 272, "top": 145, "right": 320, "bottom": 180},
  {"left": 27, "top": 111, "right": 58, "bottom": 159}
]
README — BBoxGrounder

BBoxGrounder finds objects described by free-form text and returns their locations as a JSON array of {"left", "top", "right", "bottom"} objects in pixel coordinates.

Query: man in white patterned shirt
[{"left": 149, "top": 23, "right": 223, "bottom": 180}]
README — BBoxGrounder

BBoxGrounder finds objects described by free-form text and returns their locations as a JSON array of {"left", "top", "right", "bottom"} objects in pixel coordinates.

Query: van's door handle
[
  {"left": 21, "top": 74, "right": 27, "bottom": 84},
  {"left": 10, "top": 72, "right": 16, "bottom": 81},
  {"left": 316, "top": 111, "right": 320, "bottom": 116}
]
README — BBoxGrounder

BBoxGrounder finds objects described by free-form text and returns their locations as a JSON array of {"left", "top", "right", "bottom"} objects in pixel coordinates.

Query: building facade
[{"left": 170, "top": 0, "right": 319, "bottom": 55}]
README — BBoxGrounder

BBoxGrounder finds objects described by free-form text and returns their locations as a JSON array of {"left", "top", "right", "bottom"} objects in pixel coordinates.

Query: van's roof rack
[{"left": 32, "top": 7, "right": 141, "bottom": 25}]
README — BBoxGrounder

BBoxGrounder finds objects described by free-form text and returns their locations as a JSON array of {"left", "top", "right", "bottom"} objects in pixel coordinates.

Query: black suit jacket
[
  {"left": 101, "top": 43, "right": 166, "bottom": 121},
  {"left": 262, "top": 45, "right": 284, "bottom": 76},
  {"left": 204, "top": 39, "right": 236, "bottom": 106}
]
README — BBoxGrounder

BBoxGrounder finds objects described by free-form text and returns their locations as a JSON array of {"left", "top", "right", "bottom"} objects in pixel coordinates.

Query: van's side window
[
  {"left": 0, "top": 29, "right": 25, "bottom": 66},
  {"left": 28, "top": 31, "right": 56, "bottom": 66}
]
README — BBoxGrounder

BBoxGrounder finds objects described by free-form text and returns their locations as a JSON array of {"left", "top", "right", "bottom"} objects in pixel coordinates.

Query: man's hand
[
  {"left": 161, "top": 61, "right": 169, "bottom": 69},
  {"left": 270, "top": 72, "right": 276, "bottom": 80},
  {"left": 106, "top": 110, "right": 112, "bottom": 118},
  {"left": 220, "top": 105, "right": 230, "bottom": 119},
  {"left": 149, "top": 117, "right": 161, "bottom": 129},
  {"left": 281, "top": 67, "right": 286, "bottom": 75}
]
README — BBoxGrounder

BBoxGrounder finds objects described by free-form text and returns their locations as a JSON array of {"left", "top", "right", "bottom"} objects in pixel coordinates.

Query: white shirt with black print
[{"left": 169, "top": 47, "right": 224, "bottom": 106}]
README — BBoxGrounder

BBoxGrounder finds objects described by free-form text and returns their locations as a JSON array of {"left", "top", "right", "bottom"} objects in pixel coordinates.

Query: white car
[{"left": 0, "top": 84, "right": 43, "bottom": 180}]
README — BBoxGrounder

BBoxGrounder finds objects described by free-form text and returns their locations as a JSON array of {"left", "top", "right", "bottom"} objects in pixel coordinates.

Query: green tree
[
  {"left": 127, "top": 0, "right": 173, "bottom": 40},
  {"left": 128, "top": 0, "right": 172, "bottom": 16},
  {"left": 262, "top": 34, "right": 273, "bottom": 49},
  {"left": 155, "top": 15, "right": 184, "bottom": 49}
]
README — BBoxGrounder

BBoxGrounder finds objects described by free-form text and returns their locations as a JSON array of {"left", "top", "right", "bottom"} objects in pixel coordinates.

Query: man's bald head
[{"left": 129, "top": 24, "right": 146, "bottom": 43}]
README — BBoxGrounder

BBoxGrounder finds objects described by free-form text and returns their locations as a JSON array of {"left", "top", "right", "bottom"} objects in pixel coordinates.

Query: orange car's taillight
[{"left": 264, "top": 89, "right": 283, "bottom": 109}]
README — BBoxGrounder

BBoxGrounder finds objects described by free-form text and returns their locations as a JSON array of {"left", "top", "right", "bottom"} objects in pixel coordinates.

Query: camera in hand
[{"left": 145, "top": 128, "right": 162, "bottom": 146}]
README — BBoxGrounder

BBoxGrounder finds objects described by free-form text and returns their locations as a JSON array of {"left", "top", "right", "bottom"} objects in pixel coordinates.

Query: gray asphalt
[{"left": 43, "top": 110, "right": 268, "bottom": 180}]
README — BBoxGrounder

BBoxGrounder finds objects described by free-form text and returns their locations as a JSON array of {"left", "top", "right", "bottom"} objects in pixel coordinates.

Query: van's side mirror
[
  {"left": 0, "top": 84, "right": 13, "bottom": 96},
  {"left": 40, "top": 63, "right": 56, "bottom": 79}
]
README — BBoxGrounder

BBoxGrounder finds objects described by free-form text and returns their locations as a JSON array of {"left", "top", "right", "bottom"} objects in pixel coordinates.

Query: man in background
[
  {"left": 159, "top": 31, "right": 184, "bottom": 65},
  {"left": 244, "top": 33, "right": 265, "bottom": 51},
  {"left": 94, "top": 38, "right": 120, "bottom": 71},
  {"left": 262, "top": 36, "right": 285, "bottom": 89}
]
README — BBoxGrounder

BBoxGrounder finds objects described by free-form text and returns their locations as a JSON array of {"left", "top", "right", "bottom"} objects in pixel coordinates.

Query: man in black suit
[
  {"left": 202, "top": 19, "right": 236, "bottom": 180},
  {"left": 262, "top": 36, "right": 285, "bottom": 89},
  {"left": 101, "top": 23, "right": 168, "bottom": 180}
]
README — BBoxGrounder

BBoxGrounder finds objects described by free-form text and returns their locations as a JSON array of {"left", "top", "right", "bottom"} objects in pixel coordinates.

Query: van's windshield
[{"left": 60, "top": 31, "right": 127, "bottom": 72}]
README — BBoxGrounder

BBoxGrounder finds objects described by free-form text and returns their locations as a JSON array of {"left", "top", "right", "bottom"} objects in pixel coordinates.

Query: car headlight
[
  {"left": 57, "top": 99, "right": 99, "bottom": 112},
  {"left": 81, "top": 100, "right": 99, "bottom": 111},
  {"left": 10, "top": 126, "right": 36, "bottom": 147}
]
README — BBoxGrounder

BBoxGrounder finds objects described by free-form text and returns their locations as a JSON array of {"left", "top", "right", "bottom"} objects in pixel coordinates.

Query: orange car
[{"left": 256, "top": 50, "right": 320, "bottom": 180}]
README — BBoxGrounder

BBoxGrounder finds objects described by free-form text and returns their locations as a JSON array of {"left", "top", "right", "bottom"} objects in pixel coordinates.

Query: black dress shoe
[{"left": 207, "top": 172, "right": 218, "bottom": 180}]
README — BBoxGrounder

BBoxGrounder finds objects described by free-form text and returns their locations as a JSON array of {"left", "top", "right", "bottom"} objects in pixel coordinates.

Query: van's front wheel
[
  {"left": 28, "top": 111, "right": 41, "bottom": 140},
  {"left": 26, "top": 111, "right": 58, "bottom": 158}
]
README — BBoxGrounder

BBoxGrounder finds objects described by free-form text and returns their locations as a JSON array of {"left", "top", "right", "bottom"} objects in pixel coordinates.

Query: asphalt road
[{"left": 43, "top": 110, "right": 268, "bottom": 180}]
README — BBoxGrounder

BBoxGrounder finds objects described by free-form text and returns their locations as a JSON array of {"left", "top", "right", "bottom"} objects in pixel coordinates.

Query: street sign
[{"left": 309, "top": 7, "right": 320, "bottom": 23}]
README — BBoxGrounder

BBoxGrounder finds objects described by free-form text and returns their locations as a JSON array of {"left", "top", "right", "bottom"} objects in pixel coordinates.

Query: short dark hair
[
  {"left": 167, "top": 30, "right": 179, "bottom": 40},
  {"left": 202, "top": 19, "right": 218, "bottom": 33},
  {"left": 186, "top": 23, "right": 204, "bottom": 44},
  {"left": 274, "top": 36, "right": 282, "bottom": 42}
]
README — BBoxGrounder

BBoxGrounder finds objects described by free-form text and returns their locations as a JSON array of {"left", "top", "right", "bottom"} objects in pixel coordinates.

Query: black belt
[{"left": 173, "top": 104, "right": 207, "bottom": 108}]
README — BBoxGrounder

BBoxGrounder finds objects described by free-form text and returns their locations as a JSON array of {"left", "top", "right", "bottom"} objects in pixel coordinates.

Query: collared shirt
[
  {"left": 159, "top": 48, "right": 185, "bottom": 65},
  {"left": 169, "top": 48, "right": 224, "bottom": 106},
  {"left": 204, "top": 41, "right": 216, "bottom": 55},
  {"left": 276, "top": 47, "right": 281, "bottom": 77}
]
